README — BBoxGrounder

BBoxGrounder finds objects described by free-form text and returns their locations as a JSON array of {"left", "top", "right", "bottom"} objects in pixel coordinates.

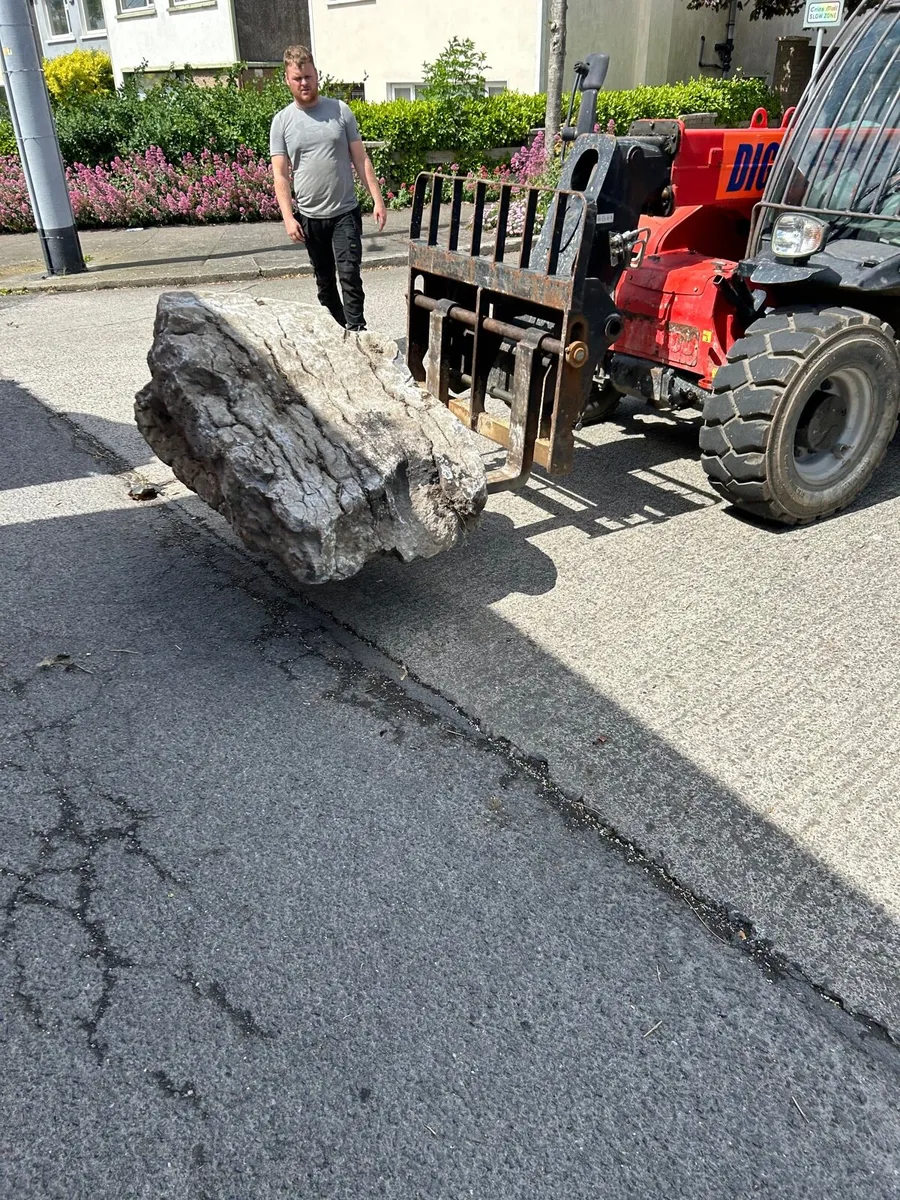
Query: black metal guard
[
  {"left": 408, "top": 174, "right": 593, "bottom": 284},
  {"left": 407, "top": 172, "right": 616, "bottom": 491}
]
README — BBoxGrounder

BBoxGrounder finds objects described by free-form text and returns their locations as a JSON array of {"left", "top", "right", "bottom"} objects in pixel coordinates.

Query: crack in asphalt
[
  {"left": 149, "top": 1069, "right": 204, "bottom": 1112},
  {"left": 1, "top": 781, "right": 141, "bottom": 1058},
  {"left": 178, "top": 969, "right": 277, "bottom": 1041},
  {"left": 0, "top": 659, "right": 274, "bottom": 1070},
  {"left": 298, "top": 610, "right": 900, "bottom": 1054}
]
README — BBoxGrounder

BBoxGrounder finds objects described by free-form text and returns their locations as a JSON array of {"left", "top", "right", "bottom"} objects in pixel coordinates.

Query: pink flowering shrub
[
  {"left": 0, "top": 131, "right": 566, "bottom": 236},
  {"left": 473, "top": 131, "right": 563, "bottom": 236},
  {"left": 0, "top": 154, "right": 35, "bottom": 233},
  {"left": 508, "top": 130, "right": 553, "bottom": 184},
  {"left": 0, "top": 145, "right": 280, "bottom": 234}
]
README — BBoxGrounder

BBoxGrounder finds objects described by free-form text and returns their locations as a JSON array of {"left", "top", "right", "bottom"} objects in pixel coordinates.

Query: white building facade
[
  {"left": 309, "top": 0, "right": 545, "bottom": 100},
  {"left": 102, "top": 0, "right": 237, "bottom": 83},
  {"left": 308, "top": 0, "right": 812, "bottom": 101},
  {"left": 43, "top": 0, "right": 819, "bottom": 102},
  {"left": 99, "top": 0, "right": 311, "bottom": 85},
  {"left": 31, "top": 0, "right": 109, "bottom": 61}
]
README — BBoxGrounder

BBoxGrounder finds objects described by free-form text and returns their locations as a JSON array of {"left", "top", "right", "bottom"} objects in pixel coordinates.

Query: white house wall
[
  {"left": 101, "top": 0, "right": 239, "bottom": 84},
  {"left": 565, "top": 0, "right": 676, "bottom": 92},
  {"left": 32, "top": 0, "right": 111, "bottom": 62},
  {"left": 666, "top": 2, "right": 809, "bottom": 84},
  {"left": 566, "top": 0, "right": 810, "bottom": 90},
  {"left": 308, "top": 0, "right": 542, "bottom": 100}
]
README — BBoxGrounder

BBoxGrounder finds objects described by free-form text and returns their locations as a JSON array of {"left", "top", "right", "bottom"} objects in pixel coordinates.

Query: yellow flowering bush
[{"left": 43, "top": 49, "right": 113, "bottom": 104}]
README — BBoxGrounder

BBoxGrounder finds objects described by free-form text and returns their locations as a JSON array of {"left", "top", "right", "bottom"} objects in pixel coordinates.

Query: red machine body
[{"left": 609, "top": 109, "right": 792, "bottom": 397}]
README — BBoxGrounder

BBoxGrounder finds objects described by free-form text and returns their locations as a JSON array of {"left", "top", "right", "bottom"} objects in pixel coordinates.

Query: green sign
[{"left": 804, "top": 0, "right": 844, "bottom": 25}]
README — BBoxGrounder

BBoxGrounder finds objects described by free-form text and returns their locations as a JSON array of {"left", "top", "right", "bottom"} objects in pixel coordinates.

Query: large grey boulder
[{"left": 135, "top": 292, "right": 486, "bottom": 584}]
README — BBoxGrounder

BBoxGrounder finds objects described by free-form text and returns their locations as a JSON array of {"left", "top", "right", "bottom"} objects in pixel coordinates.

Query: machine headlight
[{"left": 771, "top": 213, "right": 827, "bottom": 259}]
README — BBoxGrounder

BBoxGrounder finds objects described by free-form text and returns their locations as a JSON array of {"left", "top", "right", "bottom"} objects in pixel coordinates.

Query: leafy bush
[
  {"left": 351, "top": 92, "right": 547, "bottom": 185},
  {"left": 420, "top": 37, "right": 489, "bottom": 103},
  {"left": 0, "top": 118, "right": 15, "bottom": 157},
  {"left": 0, "top": 91, "right": 15, "bottom": 155},
  {"left": 43, "top": 49, "right": 113, "bottom": 104},
  {"left": 597, "top": 75, "right": 777, "bottom": 133},
  {"left": 54, "top": 69, "right": 287, "bottom": 166}
]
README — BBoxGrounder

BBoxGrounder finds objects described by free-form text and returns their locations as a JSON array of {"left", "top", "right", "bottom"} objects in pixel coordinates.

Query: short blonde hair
[{"left": 283, "top": 45, "right": 314, "bottom": 69}]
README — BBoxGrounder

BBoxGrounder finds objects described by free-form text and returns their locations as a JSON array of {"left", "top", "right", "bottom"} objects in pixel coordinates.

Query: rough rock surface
[{"left": 135, "top": 292, "right": 487, "bottom": 583}]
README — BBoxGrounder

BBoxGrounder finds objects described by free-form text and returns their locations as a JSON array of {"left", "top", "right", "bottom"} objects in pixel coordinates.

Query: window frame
[
  {"left": 116, "top": 0, "right": 156, "bottom": 15},
  {"left": 388, "top": 82, "right": 423, "bottom": 102},
  {"left": 41, "top": 0, "right": 73, "bottom": 41},
  {"left": 78, "top": 0, "right": 108, "bottom": 34}
]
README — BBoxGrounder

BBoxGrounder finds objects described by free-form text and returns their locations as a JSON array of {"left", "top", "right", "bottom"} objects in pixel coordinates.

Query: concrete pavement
[
  {"left": 0, "top": 212, "right": 410, "bottom": 292},
  {"left": 2, "top": 272, "right": 900, "bottom": 1048},
  {"left": 3, "top": 363, "right": 900, "bottom": 1199}
]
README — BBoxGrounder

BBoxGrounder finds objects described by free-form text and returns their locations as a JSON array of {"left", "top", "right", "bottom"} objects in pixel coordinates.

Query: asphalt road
[
  {"left": 3, "top": 269, "right": 900, "bottom": 1032},
  {"left": 2, "top": 271, "right": 900, "bottom": 1195}
]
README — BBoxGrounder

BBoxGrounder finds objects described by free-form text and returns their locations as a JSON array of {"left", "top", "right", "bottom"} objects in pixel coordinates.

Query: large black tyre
[{"left": 700, "top": 306, "right": 900, "bottom": 524}]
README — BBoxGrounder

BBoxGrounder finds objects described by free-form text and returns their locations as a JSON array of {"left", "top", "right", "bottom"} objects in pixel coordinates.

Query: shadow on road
[
  {"left": 83, "top": 242, "right": 306, "bottom": 274},
  {"left": 1, "top": 378, "right": 159, "bottom": 484},
  {"left": 485, "top": 398, "right": 900, "bottom": 541}
]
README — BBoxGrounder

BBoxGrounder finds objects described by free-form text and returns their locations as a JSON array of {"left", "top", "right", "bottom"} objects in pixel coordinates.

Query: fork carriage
[{"left": 406, "top": 172, "right": 622, "bottom": 491}]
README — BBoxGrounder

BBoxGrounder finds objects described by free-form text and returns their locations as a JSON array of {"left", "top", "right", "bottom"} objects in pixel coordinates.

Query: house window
[
  {"left": 389, "top": 83, "right": 422, "bottom": 101},
  {"left": 117, "top": 0, "right": 155, "bottom": 11},
  {"left": 486, "top": 82, "right": 507, "bottom": 96},
  {"left": 80, "top": 0, "right": 107, "bottom": 32},
  {"left": 42, "top": 0, "right": 71, "bottom": 38}
]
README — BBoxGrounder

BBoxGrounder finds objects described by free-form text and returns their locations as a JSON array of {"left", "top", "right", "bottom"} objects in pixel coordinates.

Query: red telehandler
[{"left": 406, "top": 0, "right": 900, "bottom": 524}]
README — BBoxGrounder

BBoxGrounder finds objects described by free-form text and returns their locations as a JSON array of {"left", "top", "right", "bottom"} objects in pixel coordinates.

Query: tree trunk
[
  {"left": 544, "top": 0, "right": 568, "bottom": 144},
  {"left": 134, "top": 293, "right": 487, "bottom": 585}
]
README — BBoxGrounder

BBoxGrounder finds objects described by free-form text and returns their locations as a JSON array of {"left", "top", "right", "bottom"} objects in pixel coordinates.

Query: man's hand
[
  {"left": 349, "top": 141, "right": 388, "bottom": 233},
  {"left": 284, "top": 216, "right": 305, "bottom": 243},
  {"left": 271, "top": 154, "right": 302, "bottom": 242}
]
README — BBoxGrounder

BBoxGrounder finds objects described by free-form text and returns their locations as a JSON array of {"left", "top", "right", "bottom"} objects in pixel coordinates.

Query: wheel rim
[{"left": 791, "top": 365, "right": 877, "bottom": 487}]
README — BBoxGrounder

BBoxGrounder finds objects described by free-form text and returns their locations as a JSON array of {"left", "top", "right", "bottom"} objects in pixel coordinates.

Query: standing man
[{"left": 270, "top": 45, "right": 387, "bottom": 332}]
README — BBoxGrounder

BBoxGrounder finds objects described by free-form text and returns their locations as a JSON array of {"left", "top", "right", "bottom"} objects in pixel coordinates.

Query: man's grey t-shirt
[{"left": 269, "top": 98, "right": 361, "bottom": 220}]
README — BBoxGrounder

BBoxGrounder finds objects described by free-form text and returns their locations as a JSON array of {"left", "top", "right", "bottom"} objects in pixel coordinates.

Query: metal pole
[
  {"left": 812, "top": 26, "right": 825, "bottom": 75},
  {"left": 0, "top": 0, "right": 84, "bottom": 274},
  {"left": 725, "top": 0, "right": 738, "bottom": 48}
]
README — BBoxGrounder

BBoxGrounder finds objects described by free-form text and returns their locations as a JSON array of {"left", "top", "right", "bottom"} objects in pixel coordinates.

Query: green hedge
[
  {"left": 0, "top": 72, "right": 778, "bottom": 184},
  {"left": 50, "top": 71, "right": 281, "bottom": 166},
  {"left": 352, "top": 92, "right": 547, "bottom": 182},
  {"left": 598, "top": 76, "right": 779, "bottom": 131},
  {"left": 0, "top": 93, "right": 15, "bottom": 155}
]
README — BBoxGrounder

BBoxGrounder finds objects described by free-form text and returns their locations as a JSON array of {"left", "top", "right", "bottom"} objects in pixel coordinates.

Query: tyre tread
[{"left": 700, "top": 306, "right": 899, "bottom": 524}]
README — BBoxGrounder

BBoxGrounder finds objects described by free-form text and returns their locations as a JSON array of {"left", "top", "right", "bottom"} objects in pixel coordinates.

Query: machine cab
[{"left": 749, "top": 0, "right": 900, "bottom": 291}]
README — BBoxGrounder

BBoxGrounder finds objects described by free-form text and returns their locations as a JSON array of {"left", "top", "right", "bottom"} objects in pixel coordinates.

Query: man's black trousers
[{"left": 299, "top": 205, "right": 366, "bottom": 331}]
